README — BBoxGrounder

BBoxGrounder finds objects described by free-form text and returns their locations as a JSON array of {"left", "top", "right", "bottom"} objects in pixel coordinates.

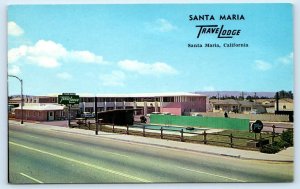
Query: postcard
[{"left": 7, "top": 3, "right": 294, "bottom": 184}]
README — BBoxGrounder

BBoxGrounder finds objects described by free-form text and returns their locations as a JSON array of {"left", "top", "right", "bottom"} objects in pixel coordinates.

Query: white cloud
[
  {"left": 67, "top": 50, "right": 106, "bottom": 64},
  {"left": 146, "top": 18, "right": 177, "bottom": 33},
  {"left": 8, "top": 21, "right": 24, "bottom": 36},
  {"left": 8, "top": 45, "right": 28, "bottom": 63},
  {"left": 56, "top": 72, "right": 72, "bottom": 80},
  {"left": 278, "top": 52, "right": 293, "bottom": 65},
  {"left": 118, "top": 60, "right": 178, "bottom": 75},
  {"left": 99, "top": 71, "right": 126, "bottom": 87},
  {"left": 8, "top": 65, "right": 21, "bottom": 75},
  {"left": 8, "top": 40, "right": 107, "bottom": 68},
  {"left": 254, "top": 60, "right": 272, "bottom": 71}
]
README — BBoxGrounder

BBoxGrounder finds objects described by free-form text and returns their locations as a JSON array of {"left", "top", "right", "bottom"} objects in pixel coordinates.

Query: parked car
[{"left": 81, "top": 112, "right": 94, "bottom": 118}]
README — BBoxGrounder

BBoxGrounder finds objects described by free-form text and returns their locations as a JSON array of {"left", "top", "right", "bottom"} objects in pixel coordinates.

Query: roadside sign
[
  {"left": 251, "top": 120, "right": 263, "bottom": 133},
  {"left": 58, "top": 94, "right": 80, "bottom": 105}
]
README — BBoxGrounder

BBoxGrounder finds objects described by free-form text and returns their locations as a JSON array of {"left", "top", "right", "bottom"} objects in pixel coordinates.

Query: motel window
[
  {"left": 87, "top": 98, "right": 94, "bottom": 102},
  {"left": 143, "top": 98, "right": 154, "bottom": 102},
  {"left": 98, "top": 98, "right": 105, "bottom": 102},
  {"left": 163, "top": 97, "right": 174, "bottom": 102},
  {"left": 105, "top": 98, "right": 114, "bottom": 102},
  {"left": 116, "top": 98, "right": 124, "bottom": 102},
  {"left": 215, "top": 105, "right": 220, "bottom": 110},
  {"left": 125, "top": 98, "right": 134, "bottom": 102},
  {"left": 283, "top": 105, "right": 287, "bottom": 109}
]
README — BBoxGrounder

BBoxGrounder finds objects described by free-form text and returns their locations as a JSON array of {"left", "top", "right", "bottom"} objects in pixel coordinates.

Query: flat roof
[
  {"left": 46, "top": 92, "right": 206, "bottom": 98},
  {"left": 14, "top": 104, "right": 64, "bottom": 111}
]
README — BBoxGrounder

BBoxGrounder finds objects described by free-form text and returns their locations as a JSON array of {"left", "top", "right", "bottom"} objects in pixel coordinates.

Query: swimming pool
[{"left": 134, "top": 124, "right": 206, "bottom": 133}]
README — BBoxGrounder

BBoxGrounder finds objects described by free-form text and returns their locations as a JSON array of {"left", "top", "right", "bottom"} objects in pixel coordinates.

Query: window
[
  {"left": 283, "top": 105, "right": 287, "bottom": 109},
  {"left": 163, "top": 97, "right": 174, "bottom": 102},
  {"left": 116, "top": 98, "right": 124, "bottom": 102},
  {"left": 215, "top": 105, "right": 220, "bottom": 110}
]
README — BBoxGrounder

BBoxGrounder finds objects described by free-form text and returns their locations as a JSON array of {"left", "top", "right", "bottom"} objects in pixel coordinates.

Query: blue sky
[{"left": 7, "top": 4, "right": 293, "bottom": 96}]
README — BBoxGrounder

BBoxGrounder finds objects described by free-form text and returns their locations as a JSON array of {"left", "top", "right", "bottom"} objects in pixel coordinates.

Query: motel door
[{"left": 48, "top": 111, "right": 55, "bottom": 121}]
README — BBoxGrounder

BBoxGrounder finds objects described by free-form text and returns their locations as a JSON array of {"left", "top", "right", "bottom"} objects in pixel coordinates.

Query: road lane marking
[
  {"left": 10, "top": 141, "right": 150, "bottom": 183},
  {"left": 27, "top": 135, "right": 40, "bottom": 139},
  {"left": 98, "top": 150, "right": 130, "bottom": 158},
  {"left": 176, "top": 166, "right": 247, "bottom": 182},
  {"left": 10, "top": 131, "right": 129, "bottom": 158},
  {"left": 20, "top": 172, "right": 43, "bottom": 183}
]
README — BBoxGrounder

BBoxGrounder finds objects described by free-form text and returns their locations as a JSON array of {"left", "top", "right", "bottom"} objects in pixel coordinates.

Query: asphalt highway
[{"left": 8, "top": 124, "right": 293, "bottom": 184}]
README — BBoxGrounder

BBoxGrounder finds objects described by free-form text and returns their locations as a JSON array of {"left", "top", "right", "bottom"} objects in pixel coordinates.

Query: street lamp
[{"left": 8, "top": 75, "right": 24, "bottom": 124}]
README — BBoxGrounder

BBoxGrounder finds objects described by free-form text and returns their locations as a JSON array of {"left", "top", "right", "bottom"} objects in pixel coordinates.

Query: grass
[
  {"left": 185, "top": 130, "right": 280, "bottom": 150},
  {"left": 74, "top": 122, "right": 280, "bottom": 150}
]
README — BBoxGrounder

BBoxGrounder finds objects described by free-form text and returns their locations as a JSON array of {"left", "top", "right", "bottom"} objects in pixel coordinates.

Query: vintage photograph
[{"left": 7, "top": 3, "right": 294, "bottom": 183}]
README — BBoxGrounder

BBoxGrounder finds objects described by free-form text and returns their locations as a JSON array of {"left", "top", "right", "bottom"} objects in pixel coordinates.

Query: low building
[
  {"left": 14, "top": 103, "right": 65, "bottom": 121},
  {"left": 210, "top": 99, "right": 266, "bottom": 114},
  {"left": 211, "top": 99, "right": 239, "bottom": 113},
  {"left": 275, "top": 98, "right": 294, "bottom": 111}
]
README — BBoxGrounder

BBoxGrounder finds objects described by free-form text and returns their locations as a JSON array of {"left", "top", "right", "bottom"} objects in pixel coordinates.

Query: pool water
[{"left": 142, "top": 124, "right": 204, "bottom": 133}]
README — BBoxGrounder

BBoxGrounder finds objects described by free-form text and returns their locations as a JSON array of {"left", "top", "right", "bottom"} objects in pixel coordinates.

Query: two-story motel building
[{"left": 18, "top": 92, "right": 207, "bottom": 119}]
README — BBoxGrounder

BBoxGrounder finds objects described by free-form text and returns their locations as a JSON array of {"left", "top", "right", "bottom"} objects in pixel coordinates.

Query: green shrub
[
  {"left": 280, "top": 129, "right": 293, "bottom": 146},
  {"left": 275, "top": 140, "right": 290, "bottom": 148},
  {"left": 261, "top": 129, "right": 293, "bottom": 154},
  {"left": 260, "top": 143, "right": 281, "bottom": 154}
]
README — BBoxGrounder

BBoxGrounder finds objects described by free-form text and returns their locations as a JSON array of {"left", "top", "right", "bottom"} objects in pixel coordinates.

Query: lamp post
[{"left": 8, "top": 75, "right": 24, "bottom": 124}]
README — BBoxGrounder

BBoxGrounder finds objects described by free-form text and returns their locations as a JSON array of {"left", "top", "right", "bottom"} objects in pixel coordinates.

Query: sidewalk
[{"left": 10, "top": 120, "right": 294, "bottom": 162}]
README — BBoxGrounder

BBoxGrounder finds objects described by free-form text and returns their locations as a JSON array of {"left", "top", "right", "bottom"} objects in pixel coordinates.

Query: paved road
[{"left": 8, "top": 124, "right": 293, "bottom": 184}]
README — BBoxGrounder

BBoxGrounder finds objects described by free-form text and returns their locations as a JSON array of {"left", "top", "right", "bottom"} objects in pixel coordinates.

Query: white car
[{"left": 81, "top": 112, "right": 94, "bottom": 118}]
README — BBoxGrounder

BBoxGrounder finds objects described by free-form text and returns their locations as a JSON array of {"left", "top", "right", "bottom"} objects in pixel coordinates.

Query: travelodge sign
[{"left": 58, "top": 93, "right": 80, "bottom": 105}]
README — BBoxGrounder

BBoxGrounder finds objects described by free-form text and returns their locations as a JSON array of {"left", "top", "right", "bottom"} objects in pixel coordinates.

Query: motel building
[{"left": 12, "top": 92, "right": 207, "bottom": 121}]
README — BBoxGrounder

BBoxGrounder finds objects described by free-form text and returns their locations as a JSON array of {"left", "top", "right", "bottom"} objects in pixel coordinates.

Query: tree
[
  {"left": 237, "top": 96, "right": 244, "bottom": 100},
  {"left": 210, "top": 96, "right": 217, "bottom": 99},
  {"left": 246, "top": 95, "right": 252, "bottom": 100},
  {"left": 275, "top": 90, "right": 293, "bottom": 99}
]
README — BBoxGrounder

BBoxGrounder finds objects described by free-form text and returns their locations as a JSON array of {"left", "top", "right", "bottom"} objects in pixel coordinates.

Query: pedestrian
[{"left": 224, "top": 112, "right": 228, "bottom": 118}]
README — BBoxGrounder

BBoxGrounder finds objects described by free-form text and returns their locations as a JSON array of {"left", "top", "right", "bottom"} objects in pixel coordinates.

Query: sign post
[
  {"left": 58, "top": 93, "right": 80, "bottom": 127},
  {"left": 95, "top": 96, "right": 98, "bottom": 135}
]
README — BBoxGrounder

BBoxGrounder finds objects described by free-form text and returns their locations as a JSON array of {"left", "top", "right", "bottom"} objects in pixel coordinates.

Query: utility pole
[
  {"left": 95, "top": 96, "right": 98, "bottom": 135},
  {"left": 8, "top": 75, "right": 24, "bottom": 124}
]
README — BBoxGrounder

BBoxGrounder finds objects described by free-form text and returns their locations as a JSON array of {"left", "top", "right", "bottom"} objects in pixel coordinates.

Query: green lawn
[{"left": 74, "top": 123, "right": 280, "bottom": 151}]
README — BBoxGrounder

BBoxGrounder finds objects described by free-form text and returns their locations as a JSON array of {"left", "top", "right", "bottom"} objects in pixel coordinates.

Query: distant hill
[{"left": 194, "top": 91, "right": 276, "bottom": 98}]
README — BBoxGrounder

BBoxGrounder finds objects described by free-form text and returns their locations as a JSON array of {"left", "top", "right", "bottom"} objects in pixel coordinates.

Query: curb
[
  {"left": 48, "top": 126, "right": 294, "bottom": 163},
  {"left": 98, "top": 135, "right": 294, "bottom": 163},
  {"left": 11, "top": 121, "right": 294, "bottom": 163}
]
